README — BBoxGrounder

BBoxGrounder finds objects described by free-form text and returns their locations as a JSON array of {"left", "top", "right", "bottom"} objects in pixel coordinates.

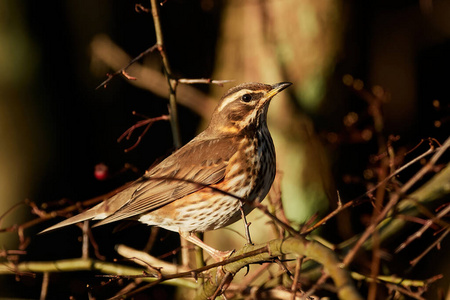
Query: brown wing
[
  {"left": 93, "top": 136, "right": 237, "bottom": 225},
  {"left": 41, "top": 135, "right": 239, "bottom": 233}
]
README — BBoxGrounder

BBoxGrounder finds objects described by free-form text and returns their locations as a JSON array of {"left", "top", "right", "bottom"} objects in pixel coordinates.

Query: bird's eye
[{"left": 241, "top": 94, "right": 252, "bottom": 102}]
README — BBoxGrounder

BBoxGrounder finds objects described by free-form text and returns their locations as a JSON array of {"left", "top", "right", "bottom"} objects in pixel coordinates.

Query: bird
[{"left": 41, "top": 82, "right": 292, "bottom": 261}]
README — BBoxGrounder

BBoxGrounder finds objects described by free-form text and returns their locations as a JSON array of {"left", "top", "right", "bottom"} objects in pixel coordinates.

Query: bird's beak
[{"left": 267, "top": 82, "right": 292, "bottom": 98}]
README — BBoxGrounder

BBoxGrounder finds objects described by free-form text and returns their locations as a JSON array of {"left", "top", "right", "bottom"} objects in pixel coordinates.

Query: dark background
[{"left": 0, "top": 0, "right": 448, "bottom": 299}]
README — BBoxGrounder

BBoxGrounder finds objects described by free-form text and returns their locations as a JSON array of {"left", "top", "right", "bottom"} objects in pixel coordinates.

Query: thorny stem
[
  {"left": 108, "top": 237, "right": 362, "bottom": 300},
  {"left": 342, "top": 137, "right": 450, "bottom": 267},
  {"left": 210, "top": 271, "right": 233, "bottom": 300},
  {"left": 110, "top": 246, "right": 271, "bottom": 299},
  {"left": 303, "top": 145, "right": 436, "bottom": 235},
  {"left": 233, "top": 262, "right": 270, "bottom": 295}
]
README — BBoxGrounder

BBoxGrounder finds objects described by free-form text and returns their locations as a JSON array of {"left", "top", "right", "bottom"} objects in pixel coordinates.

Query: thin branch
[
  {"left": 409, "top": 226, "right": 450, "bottom": 267},
  {"left": 101, "top": 237, "right": 362, "bottom": 300},
  {"left": 108, "top": 246, "right": 271, "bottom": 299},
  {"left": 177, "top": 78, "right": 234, "bottom": 86},
  {"left": 232, "top": 262, "right": 271, "bottom": 295},
  {"left": 0, "top": 201, "right": 27, "bottom": 229},
  {"left": 196, "top": 238, "right": 362, "bottom": 300},
  {"left": 210, "top": 271, "right": 233, "bottom": 300},
  {"left": 0, "top": 258, "right": 197, "bottom": 289},
  {"left": 116, "top": 244, "right": 189, "bottom": 275},
  {"left": 112, "top": 281, "right": 142, "bottom": 300},
  {"left": 303, "top": 145, "right": 436, "bottom": 235},
  {"left": 302, "top": 272, "right": 330, "bottom": 299},
  {"left": 96, "top": 44, "right": 158, "bottom": 89},
  {"left": 386, "top": 283, "right": 426, "bottom": 300},
  {"left": 0, "top": 185, "right": 131, "bottom": 234},
  {"left": 254, "top": 203, "right": 300, "bottom": 238},
  {"left": 396, "top": 203, "right": 450, "bottom": 253},
  {"left": 81, "top": 221, "right": 89, "bottom": 259},
  {"left": 39, "top": 272, "right": 49, "bottom": 300},
  {"left": 117, "top": 113, "right": 170, "bottom": 152},
  {"left": 342, "top": 137, "right": 450, "bottom": 267},
  {"left": 351, "top": 272, "right": 443, "bottom": 288},
  {"left": 150, "top": 0, "right": 181, "bottom": 148},
  {"left": 91, "top": 35, "right": 218, "bottom": 118},
  {"left": 290, "top": 257, "right": 303, "bottom": 300},
  {"left": 239, "top": 202, "right": 253, "bottom": 245},
  {"left": 85, "top": 224, "right": 106, "bottom": 261}
]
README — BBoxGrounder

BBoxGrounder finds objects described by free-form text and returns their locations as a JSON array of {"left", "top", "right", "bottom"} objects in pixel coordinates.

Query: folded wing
[{"left": 41, "top": 136, "right": 238, "bottom": 233}]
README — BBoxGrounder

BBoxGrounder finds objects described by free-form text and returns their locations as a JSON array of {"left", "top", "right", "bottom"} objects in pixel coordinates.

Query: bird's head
[{"left": 207, "top": 82, "right": 292, "bottom": 135}]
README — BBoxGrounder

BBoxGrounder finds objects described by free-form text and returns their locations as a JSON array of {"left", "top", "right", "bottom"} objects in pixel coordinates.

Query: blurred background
[{"left": 0, "top": 0, "right": 449, "bottom": 299}]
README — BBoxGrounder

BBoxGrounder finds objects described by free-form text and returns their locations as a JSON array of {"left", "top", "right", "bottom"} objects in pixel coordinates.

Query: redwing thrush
[{"left": 41, "top": 82, "right": 292, "bottom": 261}]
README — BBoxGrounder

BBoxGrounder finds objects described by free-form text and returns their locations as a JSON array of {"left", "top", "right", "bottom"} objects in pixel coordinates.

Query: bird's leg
[{"left": 180, "top": 231, "right": 233, "bottom": 262}]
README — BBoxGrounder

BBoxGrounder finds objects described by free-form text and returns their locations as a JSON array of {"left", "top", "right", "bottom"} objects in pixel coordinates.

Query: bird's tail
[
  {"left": 39, "top": 203, "right": 103, "bottom": 234},
  {"left": 39, "top": 182, "right": 136, "bottom": 234}
]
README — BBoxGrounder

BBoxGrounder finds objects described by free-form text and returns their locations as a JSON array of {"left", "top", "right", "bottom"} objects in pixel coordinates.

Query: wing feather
[{"left": 92, "top": 136, "right": 238, "bottom": 226}]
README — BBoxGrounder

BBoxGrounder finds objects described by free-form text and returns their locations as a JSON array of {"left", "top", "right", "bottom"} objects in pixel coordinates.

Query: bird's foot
[
  {"left": 180, "top": 231, "right": 234, "bottom": 262},
  {"left": 209, "top": 249, "right": 234, "bottom": 262}
]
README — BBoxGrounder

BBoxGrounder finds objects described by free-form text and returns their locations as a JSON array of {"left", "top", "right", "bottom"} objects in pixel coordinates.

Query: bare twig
[
  {"left": 116, "top": 244, "right": 189, "bottom": 275},
  {"left": 409, "top": 226, "right": 450, "bottom": 267},
  {"left": 273, "top": 257, "right": 294, "bottom": 280},
  {"left": 143, "top": 226, "right": 160, "bottom": 253},
  {"left": 109, "top": 246, "right": 271, "bottom": 299},
  {"left": 148, "top": 0, "right": 188, "bottom": 270},
  {"left": 178, "top": 78, "right": 234, "bottom": 86},
  {"left": 239, "top": 202, "right": 253, "bottom": 245},
  {"left": 96, "top": 44, "right": 158, "bottom": 89},
  {"left": 135, "top": 3, "right": 150, "bottom": 13},
  {"left": 0, "top": 185, "right": 131, "bottom": 235},
  {"left": 112, "top": 281, "right": 142, "bottom": 300},
  {"left": 386, "top": 283, "right": 426, "bottom": 300},
  {"left": 290, "top": 257, "right": 303, "bottom": 300},
  {"left": 39, "top": 272, "right": 49, "bottom": 300},
  {"left": 117, "top": 113, "right": 170, "bottom": 152},
  {"left": 254, "top": 203, "right": 300, "bottom": 238},
  {"left": 0, "top": 258, "right": 197, "bottom": 290},
  {"left": 210, "top": 271, "right": 233, "bottom": 299},
  {"left": 91, "top": 35, "right": 218, "bottom": 118},
  {"left": 0, "top": 201, "right": 27, "bottom": 228},
  {"left": 232, "top": 262, "right": 271, "bottom": 295},
  {"left": 396, "top": 203, "right": 450, "bottom": 253},
  {"left": 150, "top": 0, "right": 181, "bottom": 149},
  {"left": 81, "top": 221, "right": 89, "bottom": 259},
  {"left": 342, "top": 137, "right": 450, "bottom": 267},
  {"left": 303, "top": 272, "right": 330, "bottom": 299},
  {"left": 303, "top": 145, "right": 436, "bottom": 235},
  {"left": 368, "top": 231, "right": 381, "bottom": 300}
]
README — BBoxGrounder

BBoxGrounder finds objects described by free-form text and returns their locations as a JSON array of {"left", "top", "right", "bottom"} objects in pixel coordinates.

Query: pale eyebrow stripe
[{"left": 217, "top": 89, "right": 253, "bottom": 112}]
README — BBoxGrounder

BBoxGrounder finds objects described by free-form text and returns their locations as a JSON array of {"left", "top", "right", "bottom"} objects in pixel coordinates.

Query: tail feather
[
  {"left": 39, "top": 186, "right": 136, "bottom": 234},
  {"left": 39, "top": 203, "right": 103, "bottom": 234}
]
